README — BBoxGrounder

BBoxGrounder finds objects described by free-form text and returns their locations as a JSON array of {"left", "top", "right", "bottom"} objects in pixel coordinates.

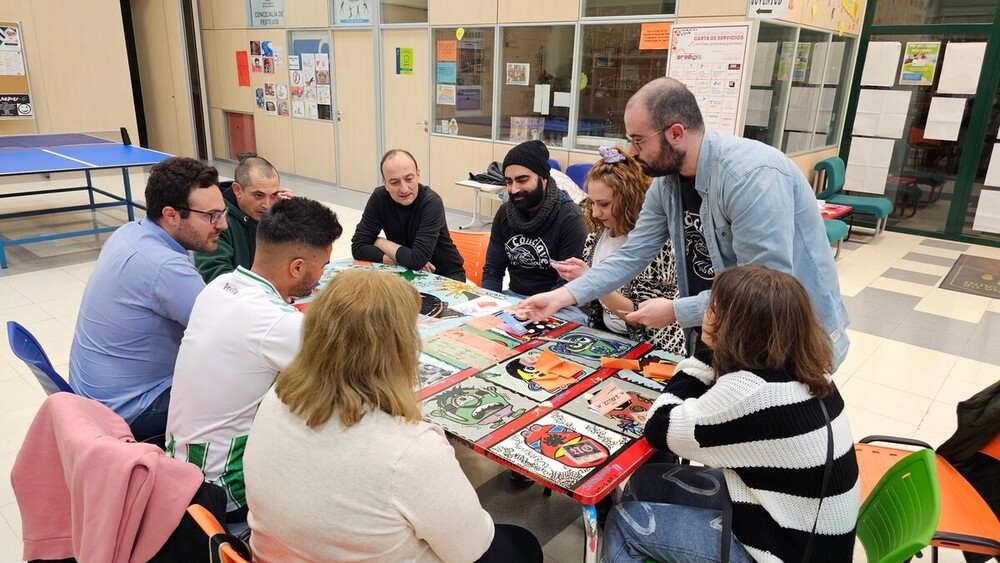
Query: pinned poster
[
  {"left": 938, "top": 42, "right": 986, "bottom": 95},
  {"left": 533, "top": 84, "right": 550, "bottom": 114},
  {"left": 553, "top": 91, "right": 572, "bottom": 108},
  {"left": 436, "top": 84, "right": 456, "bottom": 105},
  {"left": 397, "top": 47, "right": 413, "bottom": 75},
  {"left": 436, "top": 62, "right": 456, "bottom": 83},
  {"left": 972, "top": 189, "right": 1000, "bottom": 234},
  {"left": 437, "top": 40, "right": 457, "bottom": 62},
  {"left": 236, "top": 51, "right": 250, "bottom": 87},
  {"left": 984, "top": 144, "right": 1000, "bottom": 187},
  {"left": 852, "top": 89, "right": 911, "bottom": 138},
  {"left": 639, "top": 22, "right": 671, "bottom": 50},
  {"left": 924, "top": 97, "right": 965, "bottom": 141},
  {"left": 860, "top": 41, "right": 901, "bottom": 87},
  {"left": 845, "top": 136, "right": 894, "bottom": 194},
  {"left": 898, "top": 41, "right": 940, "bottom": 86}
]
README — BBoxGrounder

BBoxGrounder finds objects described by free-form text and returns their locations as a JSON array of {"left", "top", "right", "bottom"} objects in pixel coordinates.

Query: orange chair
[
  {"left": 450, "top": 230, "right": 490, "bottom": 286},
  {"left": 855, "top": 436, "right": 1000, "bottom": 562},
  {"left": 186, "top": 504, "right": 252, "bottom": 563}
]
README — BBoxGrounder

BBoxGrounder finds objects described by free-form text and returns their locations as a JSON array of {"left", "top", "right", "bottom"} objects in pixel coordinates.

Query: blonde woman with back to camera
[{"left": 243, "top": 269, "right": 542, "bottom": 562}]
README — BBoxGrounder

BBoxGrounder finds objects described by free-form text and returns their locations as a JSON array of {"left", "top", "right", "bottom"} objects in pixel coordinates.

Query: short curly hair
[
  {"left": 582, "top": 148, "right": 651, "bottom": 237},
  {"left": 145, "top": 157, "right": 219, "bottom": 221}
]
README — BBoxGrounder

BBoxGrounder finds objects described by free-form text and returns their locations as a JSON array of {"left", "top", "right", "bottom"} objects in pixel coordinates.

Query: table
[
  {"left": 821, "top": 202, "right": 854, "bottom": 240},
  {"left": 303, "top": 261, "right": 682, "bottom": 563},
  {"left": 454, "top": 179, "right": 505, "bottom": 230},
  {"left": 0, "top": 132, "right": 172, "bottom": 268}
]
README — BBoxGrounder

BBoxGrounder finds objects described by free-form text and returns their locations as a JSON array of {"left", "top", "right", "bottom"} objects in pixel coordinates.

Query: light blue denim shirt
[
  {"left": 70, "top": 218, "right": 206, "bottom": 422},
  {"left": 566, "top": 131, "right": 850, "bottom": 369}
]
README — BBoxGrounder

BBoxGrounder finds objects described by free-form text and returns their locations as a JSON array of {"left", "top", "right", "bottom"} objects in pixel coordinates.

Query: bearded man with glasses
[
  {"left": 521, "top": 77, "right": 850, "bottom": 370},
  {"left": 70, "top": 157, "right": 226, "bottom": 446}
]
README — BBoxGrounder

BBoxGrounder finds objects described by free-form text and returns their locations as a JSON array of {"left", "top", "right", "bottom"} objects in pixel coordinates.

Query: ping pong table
[{"left": 0, "top": 132, "right": 173, "bottom": 269}]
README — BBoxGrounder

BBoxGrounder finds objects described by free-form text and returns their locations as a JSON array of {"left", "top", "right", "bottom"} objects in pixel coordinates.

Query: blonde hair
[
  {"left": 582, "top": 148, "right": 651, "bottom": 237},
  {"left": 274, "top": 269, "right": 423, "bottom": 428}
]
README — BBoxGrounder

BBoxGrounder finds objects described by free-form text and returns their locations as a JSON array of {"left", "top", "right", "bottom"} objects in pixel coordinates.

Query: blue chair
[
  {"left": 814, "top": 157, "right": 893, "bottom": 237},
  {"left": 824, "top": 219, "right": 849, "bottom": 258},
  {"left": 566, "top": 163, "right": 593, "bottom": 193},
  {"left": 548, "top": 158, "right": 561, "bottom": 172},
  {"left": 6, "top": 321, "right": 74, "bottom": 395}
]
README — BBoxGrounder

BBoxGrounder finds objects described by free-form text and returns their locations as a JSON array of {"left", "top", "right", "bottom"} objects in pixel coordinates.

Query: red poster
[{"left": 236, "top": 51, "right": 250, "bottom": 87}]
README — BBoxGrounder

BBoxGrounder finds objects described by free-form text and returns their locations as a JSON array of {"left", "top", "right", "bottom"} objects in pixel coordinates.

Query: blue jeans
[
  {"left": 601, "top": 464, "right": 753, "bottom": 563},
  {"left": 129, "top": 386, "right": 170, "bottom": 448},
  {"left": 501, "top": 289, "right": 589, "bottom": 326}
]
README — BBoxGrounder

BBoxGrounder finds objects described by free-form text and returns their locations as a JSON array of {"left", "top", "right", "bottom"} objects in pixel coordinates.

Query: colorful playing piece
[
  {"left": 465, "top": 315, "right": 503, "bottom": 331},
  {"left": 643, "top": 362, "right": 675, "bottom": 381},
  {"left": 478, "top": 352, "right": 593, "bottom": 401},
  {"left": 538, "top": 326, "right": 637, "bottom": 368},
  {"left": 498, "top": 312, "right": 528, "bottom": 335},
  {"left": 600, "top": 357, "right": 640, "bottom": 370},
  {"left": 561, "top": 377, "right": 659, "bottom": 438},
  {"left": 588, "top": 382, "right": 630, "bottom": 415}
]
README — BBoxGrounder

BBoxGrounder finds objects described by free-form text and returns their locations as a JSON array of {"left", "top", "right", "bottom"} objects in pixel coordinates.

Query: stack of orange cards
[
  {"left": 531, "top": 350, "right": 584, "bottom": 391},
  {"left": 643, "top": 362, "right": 675, "bottom": 382},
  {"left": 600, "top": 357, "right": 640, "bottom": 370}
]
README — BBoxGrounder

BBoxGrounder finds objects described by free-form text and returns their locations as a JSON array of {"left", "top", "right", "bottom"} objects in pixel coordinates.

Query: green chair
[
  {"left": 814, "top": 156, "right": 894, "bottom": 237},
  {"left": 856, "top": 448, "right": 941, "bottom": 563},
  {"left": 824, "top": 219, "right": 849, "bottom": 258}
]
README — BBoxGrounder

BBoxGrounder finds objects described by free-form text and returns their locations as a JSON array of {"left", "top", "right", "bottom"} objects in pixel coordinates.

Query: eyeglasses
[
  {"left": 174, "top": 206, "right": 226, "bottom": 225},
  {"left": 628, "top": 127, "right": 667, "bottom": 152}
]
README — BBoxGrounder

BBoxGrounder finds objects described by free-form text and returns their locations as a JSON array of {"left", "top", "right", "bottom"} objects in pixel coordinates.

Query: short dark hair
[
  {"left": 708, "top": 264, "right": 834, "bottom": 397},
  {"left": 257, "top": 197, "right": 343, "bottom": 249},
  {"left": 145, "top": 157, "right": 219, "bottom": 221},
  {"left": 234, "top": 156, "right": 278, "bottom": 188},
  {"left": 380, "top": 149, "right": 419, "bottom": 177},
  {"left": 639, "top": 78, "right": 705, "bottom": 134}
]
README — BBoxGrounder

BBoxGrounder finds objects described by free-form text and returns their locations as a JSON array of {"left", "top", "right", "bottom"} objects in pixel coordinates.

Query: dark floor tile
[
  {"left": 845, "top": 288, "right": 921, "bottom": 322},
  {"left": 475, "top": 472, "right": 583, "bottom": 545},
  {"left": 881, "top": 268, "right": 941, "bottom": 286},
  {"left": 919, "top": 239, "right": 970, "bottom": 252},
  {"left": 898, "top": 310, "right": 978, "bottom": 339},
  {"left": 846, "top": 313, "right": 904, "bottom": 339},
  {"left": 902, "top": 252, "right": 957, "bottom": 267},
  {"left": 885, "top": 323, "right": 971, "bottom": 356}
]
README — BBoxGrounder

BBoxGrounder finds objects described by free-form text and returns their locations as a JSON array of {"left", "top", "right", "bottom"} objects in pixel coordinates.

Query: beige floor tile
[
  {"left": 35, "top": 296, "right": 84, "bottom": 321},
  {"left": 0, "top": 509, "right": 22, "bottom": 563},
  {"left": 17, "top": 318, "right": 74, "bottom": 346},
  {"left": 454, "top": 444, "right": 505, "bottom": 489},
  {"left": 867, "top": 276, "right": 935, "bottom": 298},
  {"left": 2, "top": 270, "right": 86, "bottom": 304},
  {"left": 838, "top": 279, "right": 867, "bottom": 298},
  {"left": 868, "top": 339, "right": 958, "bottom": 374},
  {"left": 1, "top": 502, "right": 22, "bottom": 541},
  {"left": 0, "top": 378, "right": 44, "bottom": 418},
  {"left": 845, "top": 406, "right": 919, "bottom": 441},
  {"left": 852, "top": 355, "right": 948, "bottom": 399},
  {"left": 988, "top": 298, "right": 1000, "bottom": 314},
  {"left": 841, "top": 378, "right": 932, "bottom": 426},
  {"left": 960, "top": 244, "right": 1000, "bottom": 259},
  {"left": 60, "top": 261, "right": 96, "bottom": 283},
  {"left": 935, "top": 374, "right": 998, "bottom": 406},
  {"left": 0, "top": 303, "right": 52, "bottom": 325},
  {"left": 0, "top": 282, "right": 31, "bottom": 311},
  {"left": 948, "top": 356, "right": 1000, "bottom": 385},
  {"left": 917, "top": 400, "right": 958, "bottom": 439},
  {"left": 891, "top": 259, "right": 952, "bottom": 277},
  {"left": 914, "top": 288, "right": 990, "bottom": 324},
  {"left": 907, "top": 245, "right": 962, "bottom": 259},
  {"left": 541, "top": 516, "right": 584, "bottom": 563}
]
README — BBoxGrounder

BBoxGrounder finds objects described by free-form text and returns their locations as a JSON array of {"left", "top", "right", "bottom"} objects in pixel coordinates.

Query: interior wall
[{"left": 0, "top": 0, "right": 137, "bottom": 138}]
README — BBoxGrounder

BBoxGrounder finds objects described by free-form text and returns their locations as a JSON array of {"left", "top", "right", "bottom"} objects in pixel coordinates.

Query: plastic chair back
[
  {"left": 450, "top": 231, "right": 490, "bottom": 286},
  {"left": 187, "top": 504, "right": 251, "bottom": 563},
  {"left": 548, "top": 158, "right": 562, "bottom": 172},
  {"left": 6, "top": 321, "right": 74, "bottom": 395},
  {"left": 565, "top": 163, "right": 593, "bottom": 193},
  {"left": 814, "top": 156, "right": 846, "bottom": 200},
  {"left": 856, "top": 448, "right": 940, "bottom": 563}
]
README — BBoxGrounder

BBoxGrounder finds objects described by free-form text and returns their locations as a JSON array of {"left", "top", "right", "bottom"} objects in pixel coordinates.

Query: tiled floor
[{"left": 2, "top": 167, "right": 999, "bottom": 562}]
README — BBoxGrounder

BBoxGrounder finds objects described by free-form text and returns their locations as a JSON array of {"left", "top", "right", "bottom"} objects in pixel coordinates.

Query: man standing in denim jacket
[{"left": 521, "top": 77, "right": 850, "bottom": 369}]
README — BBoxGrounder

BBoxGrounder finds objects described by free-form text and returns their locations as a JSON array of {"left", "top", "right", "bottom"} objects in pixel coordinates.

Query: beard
[
  {"left": 637, "top": 143, "right": 685, "bottom": 178},
  {"left": 511, "top": 177, "right": 546, "bottom": 211},
  {"left": 175, "top": 221, "right": 219, "bottom": 253}
]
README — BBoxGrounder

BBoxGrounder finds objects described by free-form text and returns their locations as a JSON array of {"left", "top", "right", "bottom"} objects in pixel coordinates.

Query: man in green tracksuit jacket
[{"left": 194, "top": 157, "right": 292, "bottom": 282}]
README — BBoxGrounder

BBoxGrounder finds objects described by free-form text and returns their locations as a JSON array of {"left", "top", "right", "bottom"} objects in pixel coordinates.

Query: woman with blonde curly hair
[{"left": 553, "top": 147, "right": 685, "bottom": 355}]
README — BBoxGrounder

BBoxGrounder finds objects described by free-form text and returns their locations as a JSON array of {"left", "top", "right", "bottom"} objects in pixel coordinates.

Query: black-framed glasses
[
  {"left": 628, "top": 127, "right": 667, "bottom": 152},
  {"left": 174, "top": 206, "right": 226, "bottom": 225}
]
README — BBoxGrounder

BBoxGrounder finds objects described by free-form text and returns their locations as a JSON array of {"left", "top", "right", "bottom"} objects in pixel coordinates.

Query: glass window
[
  {"left": 288, "top": 30, "right": 334, "bottom": 121},
  {"left": 583, "top": 0, "right": 676, "bottom": 17},
  {"left": 576, "top": 23, "right": 668, "bottom": 149},
  {"left": 744, "top": 23, "right": 798, "bottom": 148},
  {"left": 872, "top": 0, "right": 996, "bottom": 25},
  {"left": 432, "top": 27, "right": 495, "bottom": 139},
  {"left": 498, "top": 26, "right": 575, "bottom": 147},
  {"left": 382, "top": 0, "right": 427, "bottom": 24},
  {"left": 332, "top": 0, "right": 374, "bottom": 25},
  {"left": 820, "top": 34, "right": 854, "bottom": 148},
  {"left": 782, "top": 29, "right": 830, "bottom": 154}
]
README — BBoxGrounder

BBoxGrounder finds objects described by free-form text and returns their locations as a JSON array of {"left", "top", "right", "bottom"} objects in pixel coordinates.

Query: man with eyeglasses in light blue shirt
[
  {"left": 520, "top": 77, "right": 850, "bottom": 370},
  {"left": 70, "top": 157, "right": 227, "bottom": 446}
]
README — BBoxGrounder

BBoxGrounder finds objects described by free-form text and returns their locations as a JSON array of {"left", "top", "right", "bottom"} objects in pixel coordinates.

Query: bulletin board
[{"left": 0, "top": 21, "right": 32, "bottom": 119}]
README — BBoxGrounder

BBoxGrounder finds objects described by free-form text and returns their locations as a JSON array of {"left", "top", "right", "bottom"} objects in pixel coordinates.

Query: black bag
[{"left": 469, "top": 161, "right": 505, "bottom": 186}]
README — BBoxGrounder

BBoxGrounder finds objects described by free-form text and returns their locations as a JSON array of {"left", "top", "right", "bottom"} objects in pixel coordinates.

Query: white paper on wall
[
  {"left": 786, "top": 87, "right": 820, "bottom": 131},
  {"left": 853, "top": 89, "right": 911, "bottom": 138},
  {"left": 553, "top": 91, "right": 572, "bottom": 108},
  {"left": 745, "top": 89, "right": 773, "bottom": 127},
  {"left": 861, "top": 42, "right": 901, "bottom": 87},
  {"left": 984, "top": 144, "right": 1000, "bottom": 187},
  {"left": 972, "top": 189, "right": 1000, "bottom": 234},
  {"left": 924, "top": 97, "right": 966, "bottom": 141},
  {"left": 846, "top": 136, "right": 895, "bottom": 194},
  {"left": 533, "top": 84, "right": 551, "bottom": 115},
  {"left": 807, "top": 42, "right": 845, "bottom": 85},
  {"left": 785, "top": 131, "right": 823, "bottom": 153},
  {"left": 752, "top": 42, "right": 779, "bottom": 87},
  {"left": 938, "top": 42, "right": 986, "bottom": 95}
]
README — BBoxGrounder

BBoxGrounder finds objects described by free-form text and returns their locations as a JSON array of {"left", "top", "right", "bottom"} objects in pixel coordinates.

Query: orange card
[
  {"left": 549, "top": 360, "right": 584, "bottom": 379},
  {"left": 534, "top": 350, "right": 562, "bottom": 373},
  {"left": 638, "top": 22, "right": 671, "bottom": 50},
  {"left": 643, "top": 362, "right": 676, "bottom": 381},
  {"left": 466, "top": 315, "right": 503, "bottom": 331},
  {"left": 437, "top": 40, "right": 457, "bottom": 62},
  {"left": 601, "top": 357, "right": 640, "bottom": 370},
  {"left": 531, "top": 372, "right": 577, "bottom": 391}
]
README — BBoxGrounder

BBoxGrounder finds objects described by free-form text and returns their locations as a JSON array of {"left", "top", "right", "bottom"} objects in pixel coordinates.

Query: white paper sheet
[
  {"left": 853, "top": 89, "right": 911, "bottom": 138},
  {"left": 752, "top": 42, "right": 778, "bottom": 87},
  {"left": 972, "top": 189, "right": 1000, "bottom": 234},
  {"left": 985, "top": 144, "right": 1000, "bottom": 187},
  {"left": 745, "top": 89, "right": 773, "bottom": 127},
  {"left": 785, "top": 87, "right": 820, "bottom": 131},
  {"left": 861, "top": 42, "right": 901, "bottom": 87},
  {"left": 845, "top": 136, "right": 895, "bottom": 194},
  {"left": 553, "top": 91, "right": 571, "bottom": 108},
  {"left": 924, "top": 97, "right": 966, "bottom": 141},
  {"left": 806, "top": 42, "right": 845, "bottom": 85},
  {"left": 938, "top": 42, "right": 986, "bottom": 95},
  {"left": 533, "top": 84, "right": 551, "bottom": 115}
]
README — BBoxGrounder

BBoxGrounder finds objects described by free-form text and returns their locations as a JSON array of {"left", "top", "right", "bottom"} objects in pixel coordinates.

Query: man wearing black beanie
[{"left": 481, "top": 140, "right": 588, "bottom": 325}]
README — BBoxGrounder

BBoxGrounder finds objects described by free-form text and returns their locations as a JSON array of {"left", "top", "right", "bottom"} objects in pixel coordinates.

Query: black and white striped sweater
[{"left": 643, "top": 356, "right": 860, "bottom": 563}]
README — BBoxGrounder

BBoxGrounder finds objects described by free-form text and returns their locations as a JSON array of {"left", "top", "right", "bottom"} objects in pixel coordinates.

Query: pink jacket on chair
[{"left": 10, "top": 393, "right": 204, "bottom": 563}]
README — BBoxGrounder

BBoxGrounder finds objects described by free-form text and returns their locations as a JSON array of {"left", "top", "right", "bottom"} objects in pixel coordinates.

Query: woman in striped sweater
[{"left": 602, "top": 264, "right": 859, "bottom": 563}]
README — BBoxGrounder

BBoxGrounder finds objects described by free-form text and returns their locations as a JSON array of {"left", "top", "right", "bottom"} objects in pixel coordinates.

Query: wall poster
[
  {"left": 0, "top": 22, "right": 32, "bottom": 118},
  {"left": 666, "top": 23, "right": 751, "bottom": 136}
]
